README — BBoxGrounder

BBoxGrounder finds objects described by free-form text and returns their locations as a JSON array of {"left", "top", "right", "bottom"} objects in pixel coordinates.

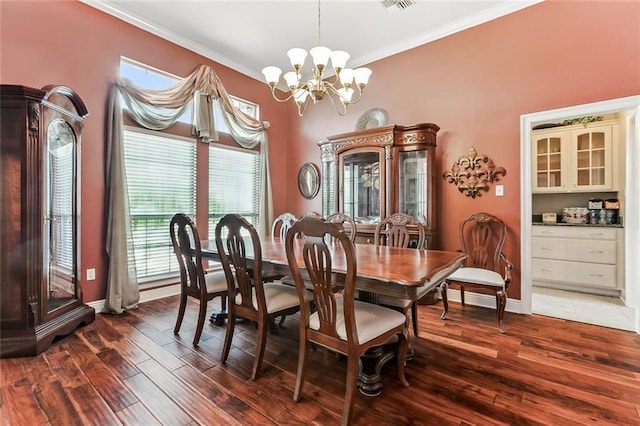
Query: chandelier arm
[
  {"left": 347, "top": 86, "right": 365, "bottom": 104},
  {"left": 268, "top": 88, "right": 298, "bottom": 103},
  {"left": 324, "top": 89, "right": 348, "bottom": 116},
  {"left": 297, "top": 96, "right": 311, "bottom": 116}
]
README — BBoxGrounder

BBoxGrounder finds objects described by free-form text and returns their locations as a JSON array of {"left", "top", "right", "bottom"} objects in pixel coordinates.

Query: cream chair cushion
[
  {"left": 309, "top": 299, "right": 406, "bottom": 344},
  {"left": 447, "top": 267, "right": 505, "bottom": 289},
  {"left": 235, "top": 282, "right": 310, "bottom": 314},
  {"left": 204, "top": 270, "right": 228, "bottom": 293}
]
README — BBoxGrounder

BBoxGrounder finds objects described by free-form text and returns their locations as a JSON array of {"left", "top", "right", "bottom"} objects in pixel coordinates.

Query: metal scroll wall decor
[{"left": 443, "top": 146, "right": 507, "bottom": 198}]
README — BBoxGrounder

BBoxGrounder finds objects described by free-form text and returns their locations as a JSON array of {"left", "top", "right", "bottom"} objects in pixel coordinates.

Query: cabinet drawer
[
  {"left": 532, "top": 259, "right": 616, "bottom": 288},
  {"left": 532, "top": 225, "right": 616, "bottom": 240},
  {"left": 532, "top": 238, "right": 616, "bottom": 264}
]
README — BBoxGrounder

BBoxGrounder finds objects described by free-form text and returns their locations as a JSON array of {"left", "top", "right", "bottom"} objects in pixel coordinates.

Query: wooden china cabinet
[
  {"left": 0, "top": 85, "right": 95, "bottom": 357},
  {"left": 319, "top": 123, "right": 440, "bottom": 247}
]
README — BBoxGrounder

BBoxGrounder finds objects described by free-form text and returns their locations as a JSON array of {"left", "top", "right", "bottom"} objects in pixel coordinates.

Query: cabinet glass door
[
  {"left": 342, "top": 151, "right": 381, "bottom": 224},
  {"left": 44, "top": 119, "right": 78, "bottom": 313},
  {"left": 399, "top": 150, "right": 427, "bottom": 222},
  {"left": 575, "top": 130, "right": 606, "bottom": 187},
  {"left": 534, "top": 134, "right": 563, "bottom": 190}
]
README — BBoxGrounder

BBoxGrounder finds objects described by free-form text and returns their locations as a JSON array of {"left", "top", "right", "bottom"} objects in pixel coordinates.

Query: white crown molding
[
  {"left": 80, "top": 0, "right": 257, "bottom": 79},
  {"left": 81, "top": 0, "right": 542, "bottom": 82},
  {"left": 353, "top": 0, "right": 543, "bottom": 68}
]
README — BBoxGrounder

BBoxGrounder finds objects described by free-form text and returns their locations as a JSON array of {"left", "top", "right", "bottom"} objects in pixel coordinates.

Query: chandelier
[{"left": 261, "top": 0, "right": 372, "bottom": 116}]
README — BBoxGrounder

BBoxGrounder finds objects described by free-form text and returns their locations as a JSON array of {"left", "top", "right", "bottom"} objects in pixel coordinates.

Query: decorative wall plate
[{"left": 355, "top": 108, "right": 389, "bottom": 130}]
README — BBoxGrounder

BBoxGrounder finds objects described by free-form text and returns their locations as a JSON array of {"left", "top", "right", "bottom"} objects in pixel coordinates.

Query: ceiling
[{"left": 82, "top": 0, "right": 541, "bottom": 83}]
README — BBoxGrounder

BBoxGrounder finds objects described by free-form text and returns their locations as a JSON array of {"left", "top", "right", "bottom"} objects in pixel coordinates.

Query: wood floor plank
[
  {"left": 135, "top": 358, "right": 242, "bottom": 425},
  {"left": 1, "top": 296, "right": 638, "bottom": 425},
  {"left": 124, "top": 371, "right": 193, "bottom": 425},
  {"left": 115, "top": 401, "right": 163, "bottom": 426},
  {"left": 1, "top": 378, "right": 51, "bottom": 425}
]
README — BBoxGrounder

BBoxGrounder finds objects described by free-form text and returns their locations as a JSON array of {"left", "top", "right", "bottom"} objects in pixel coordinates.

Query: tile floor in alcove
[{"left": 532, "top": 286, "right": 636, "bottom": 332}]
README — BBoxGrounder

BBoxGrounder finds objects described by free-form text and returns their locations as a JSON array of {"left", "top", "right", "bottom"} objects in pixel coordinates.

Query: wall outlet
[
  {"left": 86, "top": 268, "right": 96, "bottom": 281},
  {"left": 495, "top": 185, "right": 504, "bottom": 196}
]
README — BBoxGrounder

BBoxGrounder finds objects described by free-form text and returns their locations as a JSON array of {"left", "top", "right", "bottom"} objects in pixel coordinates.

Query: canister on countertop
[
  {"left": 588, "top": 198, "right": 603, "bottom": 209},
  {"left": 588, "top": 198, "right": 603, "bottom": 224}
]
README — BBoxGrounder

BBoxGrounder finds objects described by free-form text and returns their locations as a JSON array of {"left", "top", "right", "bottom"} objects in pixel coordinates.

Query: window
[
  {"left": 120, "top": 58, "right": 261, "bottom": 281},
  {"left": 208, "top": 145, "right": 260, "bottom": 237},
  {"left": 123, "top": 129, "right": 196, "bottom": 280},
  {"left": 120, "top": 58, "right": 192, "bottom": 124}
]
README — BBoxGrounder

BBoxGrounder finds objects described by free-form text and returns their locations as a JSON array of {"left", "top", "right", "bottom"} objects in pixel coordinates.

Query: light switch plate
[
  {"left": 495, "top": 185, "right": 504, "bottom": 196},
  {"left": 86, "top": 268, "right": 96, "bottom": 281}
]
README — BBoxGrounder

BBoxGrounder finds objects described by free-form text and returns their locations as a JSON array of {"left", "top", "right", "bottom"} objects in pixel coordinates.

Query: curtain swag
[{"left": 104, "top": 65, "right": 273, "bottom": 314}]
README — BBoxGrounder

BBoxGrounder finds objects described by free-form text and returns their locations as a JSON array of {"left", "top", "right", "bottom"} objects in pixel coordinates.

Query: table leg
[
  {"left": 357, "top": 341, "right": 414, "bottom": 396},
  {"left": 209, "top": 311, "right": 227, "bottom": 326}
]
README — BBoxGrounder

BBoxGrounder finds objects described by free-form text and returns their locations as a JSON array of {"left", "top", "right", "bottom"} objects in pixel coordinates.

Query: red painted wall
[
  {"left": 0, "top": 0, "right": 290, "bottom": 303},
  {"left": 283, "top": 0, "right": 640, "bottom": 300},
  {"left": 2, "top": 1, "right": 639, "bottom": 303}
]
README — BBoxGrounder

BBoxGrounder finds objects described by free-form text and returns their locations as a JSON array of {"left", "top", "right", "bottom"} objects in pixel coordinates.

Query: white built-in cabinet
[
  {"left": 532, "top": 120, "right": 619, "bottom": 193},
  {"left": 532, "top": 225, "right": 624, "bottom": 295}
]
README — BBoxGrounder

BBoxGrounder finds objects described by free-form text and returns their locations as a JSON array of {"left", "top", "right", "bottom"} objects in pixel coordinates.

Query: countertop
[{"left": 532, "top": 222, "right": 623, "bottom": 228}]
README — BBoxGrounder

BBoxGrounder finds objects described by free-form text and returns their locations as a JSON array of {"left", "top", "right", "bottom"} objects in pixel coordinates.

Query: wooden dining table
[{"left": 201, "top": 237, "right": 465, "bottom": 395}]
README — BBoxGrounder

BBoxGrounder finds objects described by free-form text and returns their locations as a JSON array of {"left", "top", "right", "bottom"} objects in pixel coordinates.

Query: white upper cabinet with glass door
[{"left": 532, "top": 119, "right": 619, "bottom": 193}]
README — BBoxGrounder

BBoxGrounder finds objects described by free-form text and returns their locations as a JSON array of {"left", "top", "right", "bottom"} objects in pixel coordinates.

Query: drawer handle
[
  {"left": 541, "top": 247, "right": 553, "bottom": 250},
  {"left": 588, "top": 249, "right": 604, "bottom": 253},
  {"left": 540, "top": 268, "right": 553, "bottom": 272},
  {"left": 540, "top": 230, "right": 554, "bottom": 234},
  {"left": 588, "top": 232, "right": 604, "bottom": 236},
  {"left": 588, "top": 273, "right": 604, "bottom": 277}
]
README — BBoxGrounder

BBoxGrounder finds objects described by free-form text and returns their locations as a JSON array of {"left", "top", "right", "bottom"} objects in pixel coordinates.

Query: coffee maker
[{"left": 603, "top": 198, "right": 620, "bottom": 224}]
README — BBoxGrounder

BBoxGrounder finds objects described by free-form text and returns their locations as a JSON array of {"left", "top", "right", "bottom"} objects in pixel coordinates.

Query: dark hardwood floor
[{"left": 1, "top": 295, "right": 639, "bottom": 425}]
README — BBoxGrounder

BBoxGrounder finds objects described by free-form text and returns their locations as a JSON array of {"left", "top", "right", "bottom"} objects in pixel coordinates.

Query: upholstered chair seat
[{"left": 309, "top": 299, "right": 407, "bottom": 345}]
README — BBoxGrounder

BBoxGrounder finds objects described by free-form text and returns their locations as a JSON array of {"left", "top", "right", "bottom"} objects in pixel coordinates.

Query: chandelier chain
[{"left": 317, "top": 0, "right": 321, "bottom": 47}]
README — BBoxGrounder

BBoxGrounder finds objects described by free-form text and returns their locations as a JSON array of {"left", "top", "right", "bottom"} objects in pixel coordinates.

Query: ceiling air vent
[{"left": 381, "top": 0, "right": 416, "bottom": 12}]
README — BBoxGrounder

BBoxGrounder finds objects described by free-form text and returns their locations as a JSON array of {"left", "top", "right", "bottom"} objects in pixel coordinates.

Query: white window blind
[
  {"left": 123, "top": 128, "right": 196, "bottom": 279},
  {"left": 208, "top": 145, "right": 260, "bottom": 237}
]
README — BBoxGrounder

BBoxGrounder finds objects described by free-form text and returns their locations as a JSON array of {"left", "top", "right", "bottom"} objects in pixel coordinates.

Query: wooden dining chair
[
  {"left": 372, "top": 213, "right": 425, "bottom": 336},
  {"left": 271, "top": 212, "right": 297, "bottom": 239},
  {"left": 170, "top": 213, "right": 227, "bottom": 346},
  {"left": 215, "top": 213, "right": 305, "bottom": 380},
  {"left": 326, "top": 212, "right": 357, "bottom": 243},
  {"left": 285, "top": 215, "right": 409, "bottom": 425},
  {"left": 440, "top": 212, "right": 513, "bottom": 333}
]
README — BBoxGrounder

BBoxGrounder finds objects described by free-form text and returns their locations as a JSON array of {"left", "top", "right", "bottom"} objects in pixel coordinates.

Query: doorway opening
[{"left": 520, "top": 96, "right": 640, "bottom": 333}]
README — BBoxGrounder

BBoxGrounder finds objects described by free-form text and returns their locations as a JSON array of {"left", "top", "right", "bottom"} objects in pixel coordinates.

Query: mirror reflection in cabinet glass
[
  {"left": 45, "top": 119, "right": 77, "bottom": 312},
  {"left": 343, "top": 152, "right": 380, "bottom": 224}
]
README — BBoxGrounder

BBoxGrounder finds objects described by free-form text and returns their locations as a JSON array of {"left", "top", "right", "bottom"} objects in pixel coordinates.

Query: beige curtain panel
[{"left": 105, "top": 65, "right": 273, "bottom": 314}]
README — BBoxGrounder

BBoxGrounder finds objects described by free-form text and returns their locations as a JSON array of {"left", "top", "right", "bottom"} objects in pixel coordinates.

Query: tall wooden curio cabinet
[
  {"left": 319, "top": 123, "right": 439, "bottom": 246},
  {"left": 1, "top": 85, "right": 95, "bottom": 357}
]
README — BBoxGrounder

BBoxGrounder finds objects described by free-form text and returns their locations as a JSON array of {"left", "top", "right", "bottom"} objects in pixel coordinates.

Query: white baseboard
[
  {"left": 86, "top": 284, "right": 181, "bottom": 314},
  {"left": 87, "top": 286, "right": 525, "bottom": 316}
]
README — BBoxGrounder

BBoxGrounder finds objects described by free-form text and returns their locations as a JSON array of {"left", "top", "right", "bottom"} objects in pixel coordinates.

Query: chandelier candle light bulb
[{"left": 260, "top": 0, "right": 371, "bottom": 116}]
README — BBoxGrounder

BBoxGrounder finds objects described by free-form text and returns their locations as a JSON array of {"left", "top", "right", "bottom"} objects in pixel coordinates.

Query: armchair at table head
[
  {"left": 439, "top": 212, "right": 513, "bottom": 333},
  {"left": 170, "top": 213, "right": 227, "bottom": 346},
  {"left": 215, "top": 213, "right": 303, "bottom": 380},
  {"left": 285, "top": 215, "right": 409, "bottom": 425},
  {"left": 373, "top": 212, "right": 426, "bottom": 336}
]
